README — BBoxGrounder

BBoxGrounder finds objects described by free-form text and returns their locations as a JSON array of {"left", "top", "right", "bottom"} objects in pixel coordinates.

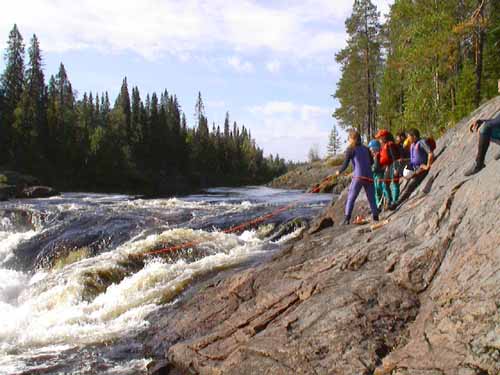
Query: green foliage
[
  {"left": 339, "top": 0, "right": 500, "bottom": 140},
  {"left": 327, "top": 125, "right": 342, "bottom": 157},
  {"left": 377, "top": 0, "right": 499, "bottom": 138},
  {"left": 334, "top": 0, "right": 382, "bottom": 140},
  {"left": 0, "top": 25, "right": 286, "bottom": 194}
]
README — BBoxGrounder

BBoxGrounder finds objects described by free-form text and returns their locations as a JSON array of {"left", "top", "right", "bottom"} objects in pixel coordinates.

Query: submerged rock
[{"left": 146, "top": 97, "right": 500, "bottom": 374}]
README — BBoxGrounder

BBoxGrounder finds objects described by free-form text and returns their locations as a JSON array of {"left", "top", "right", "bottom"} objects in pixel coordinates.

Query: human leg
[
  {"left": 389, "top": 165, "right": 400, "bottom": 204},
  {"left": 344, "top": 178, "right": 363, "bottom": 223},
  {"left": 491, "top": 125, "right": 500, "bottom": 160},
  {"left": 363, "top": 182, "right": 379, "bottom": 220},
  {"left": 390, "top": 171, "right": 428, "bottom": 209},
  {"left": 373, "top": 175, "right": 384, "bottom": 208},
  {"left": 464, "top": 132, "right": 490, "bottom": 176}
]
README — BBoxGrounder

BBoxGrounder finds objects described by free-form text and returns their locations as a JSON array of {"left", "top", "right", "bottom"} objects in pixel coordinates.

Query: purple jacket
[
  {"left": 410, "top": 140, "right": 430, "bottom": 169},
  {"left": 338, "top": 145, "right": 374, "bottom": 178}
]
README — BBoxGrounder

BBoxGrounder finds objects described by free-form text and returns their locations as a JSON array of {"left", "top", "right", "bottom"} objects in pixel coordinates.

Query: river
[{"left": 0, "top": 187, "right": 331, "bottom": 374}]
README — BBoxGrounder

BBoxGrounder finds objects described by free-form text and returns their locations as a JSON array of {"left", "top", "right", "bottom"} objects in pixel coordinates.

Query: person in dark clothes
[
  {"left": 396, "top": 131, "right": 410, "bottom": 160},
  {"left": 368, "top": 139, "right": 384, "bottom": 209},
  {"left": 464, "top": 112, "right": 500, "bottom": 176},
  {"left": 336, "top": 129, "right": 379, "bottom": 225},
  {"left": 389, "top": 128, "right": 434, "bottom": 210}
]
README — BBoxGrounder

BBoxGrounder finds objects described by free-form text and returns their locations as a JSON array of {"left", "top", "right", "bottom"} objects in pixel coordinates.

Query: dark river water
[{"left": 0, "top": 187, "right": 331, "bottom": 374}]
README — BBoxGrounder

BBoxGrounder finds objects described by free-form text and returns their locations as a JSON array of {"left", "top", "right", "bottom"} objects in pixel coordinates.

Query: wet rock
[
  {"left": 146, "top": 97, "right": 500, "bottom": 374},
  {"left": 0, "top": 170, "right": 57, "bottom": 200},
  {"left": 17, "top": 186, "right": 60, "bottom": 199}
]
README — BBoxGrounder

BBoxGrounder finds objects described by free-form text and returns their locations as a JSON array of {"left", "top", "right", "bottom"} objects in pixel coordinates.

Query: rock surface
[
  {"left": 268, "top": 159, "right": 350, "bottom": 193},
  {"left": 17, "top": 185, "right": 59, "bottom": 199},
  {"left": 0, "top": 170, "right": 59, "bottom": 200},
  {"left": 147, "top": 98, "right": 500, "bottom": 375}
]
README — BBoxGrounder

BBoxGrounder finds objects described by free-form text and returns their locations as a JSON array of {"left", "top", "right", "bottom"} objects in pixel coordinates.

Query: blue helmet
[{"left": 368, "top": 139, "right": 381, "bottom": 151}]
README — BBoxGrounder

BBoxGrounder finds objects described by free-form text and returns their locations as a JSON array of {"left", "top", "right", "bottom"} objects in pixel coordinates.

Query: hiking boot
[
  {"left": 388, "top": 203, "right": 398, "bottom": 211},
  {"left": 465, "top": 133, "right": 490, "bottom": 176},
  {"left": 342, "top": 216, "right": 350, "bottom": 225},
  {"left": 372, "top": 215, "right": 379, "bottom": 222},
  {"left": 464, "top": 162, "right": 485, "bottom": 176}
]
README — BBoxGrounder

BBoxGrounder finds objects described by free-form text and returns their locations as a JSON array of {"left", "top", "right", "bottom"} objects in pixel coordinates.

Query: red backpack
[{"left": 380, "top": 141, "right": 400, "bottom": 167}]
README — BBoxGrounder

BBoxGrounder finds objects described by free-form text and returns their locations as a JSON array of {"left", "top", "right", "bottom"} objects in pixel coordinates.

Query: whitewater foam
[{"left": 0, "top": 227, "right": 266, "bottom": 361}]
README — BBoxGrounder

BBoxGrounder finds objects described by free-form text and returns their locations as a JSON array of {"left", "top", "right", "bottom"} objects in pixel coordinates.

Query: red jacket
[{"left": 379, "top": 142, "right": 399, "bottom": 167}]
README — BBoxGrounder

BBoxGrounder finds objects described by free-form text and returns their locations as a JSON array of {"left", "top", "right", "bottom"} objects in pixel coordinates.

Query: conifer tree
[
  {"left": 117, "top": 77, "right": 131, "bottom": 142},
  {"left": 14, "top": 34, "right": 47, "bottom": 170},
  {"left": 327, "top": 125, "right": 342, "bottom": 157},
  {"left": 334, "top": 0, "right": 382, "bottom": 140},
  {"left": 1, "top": 24, "right": 25, "bottom": 164}
]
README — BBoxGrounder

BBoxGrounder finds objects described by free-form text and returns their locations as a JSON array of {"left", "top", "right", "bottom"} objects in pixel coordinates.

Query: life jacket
[
  {"left": 410, "top": 139, "right": 431, "bottom": 168},
  {"left": 372, "top": 152, "right": 384, "bottom": 175},
  {"left": 379, "top": 141, "right": 400, "bottom": 167}
]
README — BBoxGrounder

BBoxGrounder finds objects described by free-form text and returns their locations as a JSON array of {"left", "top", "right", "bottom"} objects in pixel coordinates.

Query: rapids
[{"left": 0, "top": 187, "right": 330, "bottom": 374}]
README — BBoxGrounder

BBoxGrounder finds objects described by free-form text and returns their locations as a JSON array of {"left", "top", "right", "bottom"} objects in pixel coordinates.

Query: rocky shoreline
[
  {"left": 145, "top": 97, "right": 500, "bottom": 374},
  {"left": 268, "top": 159, "right": 351, "bottom": 194},
  {"left": 0, "top": 170, "right": 59, "bottom": 201}
]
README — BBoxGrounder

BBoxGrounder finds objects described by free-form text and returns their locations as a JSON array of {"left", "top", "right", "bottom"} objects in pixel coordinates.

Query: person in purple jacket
[
  {"left": 336, "top": 129, "right": 379, "bottom": 225},
  {"left": 389, "top": 128, "right": 434, "bottom": 210}
]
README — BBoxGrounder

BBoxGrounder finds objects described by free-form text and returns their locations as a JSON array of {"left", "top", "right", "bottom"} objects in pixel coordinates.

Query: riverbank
[
  {"left": 146, "top": 97, "right": 500, "bottom": 374},
  {"left": 0, "top": 170, "right": 59, "bottom": 201},
  {"left": 268, "top": 158, "right": 351, "bottom": 194}
]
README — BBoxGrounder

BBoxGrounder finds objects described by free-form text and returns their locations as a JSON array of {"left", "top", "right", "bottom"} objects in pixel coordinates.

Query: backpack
[
  {"left": 425, "top": 137, "right": 437, "bottom": 151},
  {"left": 417, "top": 137, "right": 437, "bottom": 153},
  {"left": 379, "top": 141, "right": 400, "bottom": 167}
]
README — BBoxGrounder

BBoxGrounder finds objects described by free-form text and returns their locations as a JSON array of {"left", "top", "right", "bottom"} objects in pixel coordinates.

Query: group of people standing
[
  {"left": 335, "top": 109, "right": 500, "bottom": 225},
  {"left": 336, "top": 127, "right": 434, "bottom": 225}
]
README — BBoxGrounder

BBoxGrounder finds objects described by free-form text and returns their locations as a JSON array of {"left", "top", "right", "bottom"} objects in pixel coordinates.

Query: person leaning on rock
[
  {"left": 464, "top": 111, "right": 500, "bottom": 176},
  {"left": 389, "top": 128, "right": 434, "bottom": 210}
]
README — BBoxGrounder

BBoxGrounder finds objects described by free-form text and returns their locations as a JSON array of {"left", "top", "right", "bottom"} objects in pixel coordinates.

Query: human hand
[
  {"left": 336, "top": 170, "right": 340, "bottom": 177},
  {"left": 419, "top": 164, "right": 430, "bottom": 172},
  {"left": 469, "top": 119, "right": 484, "bottom": 133}
]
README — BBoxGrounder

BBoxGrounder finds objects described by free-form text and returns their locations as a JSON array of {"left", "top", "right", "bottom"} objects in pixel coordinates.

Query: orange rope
[{"left": 143, "top": 176, "right": 336, "bottom": 257}]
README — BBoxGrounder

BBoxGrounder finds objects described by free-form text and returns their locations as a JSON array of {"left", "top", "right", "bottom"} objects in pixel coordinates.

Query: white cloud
[
  {"left": 266, "top": 60, "right": 281, "bottom": 73},
  {"left": 0, "top": 0, "right": 393, "bottom": 61},
  {"left": 227, "top": 56, "right": 254, "bottom": 73},
  {"left": 246, "top": 101, "right": 334, "bottom": 161}
]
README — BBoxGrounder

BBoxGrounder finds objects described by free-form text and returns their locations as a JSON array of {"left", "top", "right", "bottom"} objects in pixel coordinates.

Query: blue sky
[{"left": 1, "top": 0, "right": 392, "bottom": 161}]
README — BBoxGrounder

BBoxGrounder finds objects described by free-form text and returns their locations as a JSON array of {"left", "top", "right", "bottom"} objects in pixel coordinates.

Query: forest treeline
[
  {"left": 0, "top": 25, "right": 287, "bottom": 194},
  {"left": 335, "top": 0, "right": 500, "bottom": 140}
]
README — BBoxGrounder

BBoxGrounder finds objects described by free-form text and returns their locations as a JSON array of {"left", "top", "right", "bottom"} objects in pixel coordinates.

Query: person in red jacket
[{"left": 375, "top": 129, "right": 400, "bottom": 207}]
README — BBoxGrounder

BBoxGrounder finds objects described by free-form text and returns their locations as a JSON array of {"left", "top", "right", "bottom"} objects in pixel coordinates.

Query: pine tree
[
  {"left": 1, "top": 24, "right": 25, "bottom": 164},
  {"left": 117, "top": 77, "right": 131, "bottom": 142},
  {"left": 13, "top": 34, "right": 47, "bottom": 170},
  {"left": 327, "top": 125, "right": 342, "bottom": 157},
  {"left": 334, "top": 0, "right": 382, "bottom": 140}
]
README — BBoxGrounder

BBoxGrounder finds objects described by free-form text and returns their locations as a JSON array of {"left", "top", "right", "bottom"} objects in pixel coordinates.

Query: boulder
[
  {"left": 146, "top": 97, "right": 500, "bottom": 375},
  {"left": 0, "top": 170, "right": 57, "bottom": 200},
  {"left": 17, "top": 185, "right": 60, "bottom": 199}
]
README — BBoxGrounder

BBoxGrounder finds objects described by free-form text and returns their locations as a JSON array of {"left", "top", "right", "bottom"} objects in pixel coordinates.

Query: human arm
[
  {"left": 420, "top": 151, "right": 434, "bottom": 172},
  {"left": 336, "top": 147, "right": 354, "bottom": 176},
  {"left": 470, "top": 112, "right": 500, "bottom": 132},
  {"left": 417, "top": 140, "right": 433, "bottom": 172}
]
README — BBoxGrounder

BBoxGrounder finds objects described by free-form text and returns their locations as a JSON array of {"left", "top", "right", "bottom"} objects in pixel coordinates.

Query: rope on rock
[{"left": 143, "top": 176, "right": 336, "bottom": 257}]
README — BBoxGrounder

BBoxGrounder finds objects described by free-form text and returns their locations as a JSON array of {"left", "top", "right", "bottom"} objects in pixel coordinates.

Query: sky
[{"left": 0, "top": 0, "right": 392, "bottom": 161}]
